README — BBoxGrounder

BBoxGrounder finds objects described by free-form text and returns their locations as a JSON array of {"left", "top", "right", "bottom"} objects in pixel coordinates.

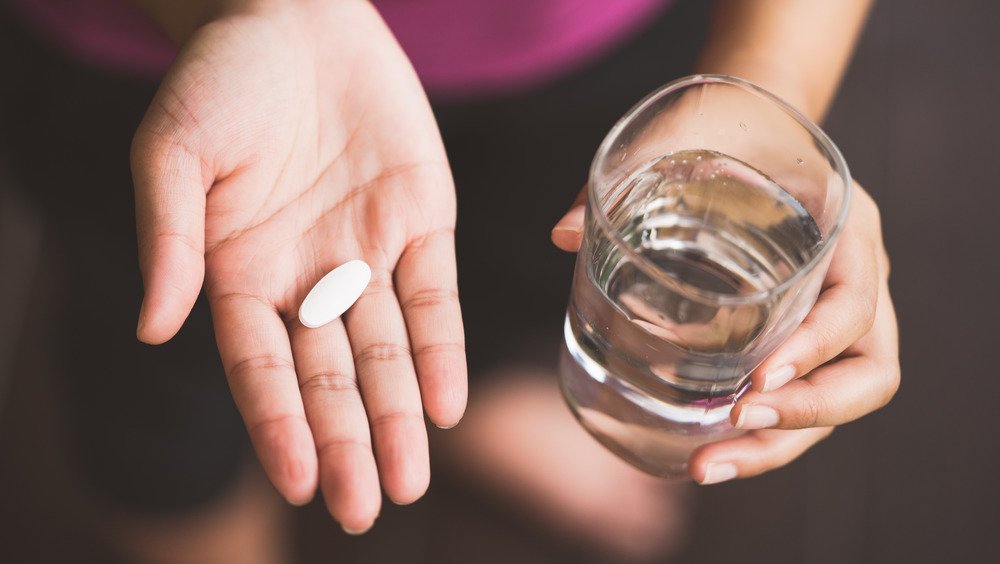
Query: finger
[
  {"left": 131, "top": 135, "right": 208, "bottom": 344},
  {"left": 395, "top": 229, "right": 467, "bottom": 428},
  {"left": 751, "top": 213, "right": 879, "bottom": 392},
  {"left": 735, "top": 285, "right": 900, "bottom": 430},
  {"left": 290, "top": 319, "right": 381, "bottom": 533},
  {"left": 689, "top": 427, "right": 835, "bottom": 484},
  {"left": 735, "top": 357, "right": 893, "bottom": 430},
  {"left": 551, "top": 187, "right": 588, "bottom": 252},
  {"left": 211, "top": 292, "right": 318, "bottom": 505},
  {"left": 344, "top": 267, "right": 430, "bottom": 505}
]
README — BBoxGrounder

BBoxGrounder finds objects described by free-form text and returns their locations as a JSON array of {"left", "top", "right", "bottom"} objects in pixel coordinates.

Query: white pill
[{"left": 298, "top": 260, "right": 372, "bottom": 329}]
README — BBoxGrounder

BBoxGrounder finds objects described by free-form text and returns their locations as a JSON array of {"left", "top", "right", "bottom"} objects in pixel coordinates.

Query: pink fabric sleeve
[{"left": 5, "top": 0, "right": 671, "bottom": 98}]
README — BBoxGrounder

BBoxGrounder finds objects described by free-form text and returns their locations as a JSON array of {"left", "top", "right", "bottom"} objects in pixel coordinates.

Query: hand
[
  {"left": 552, "top": 182, "right": 899, "bottom": 484},
  {"left": 132, "top": 0, "right": 466, "bottom": 532}
]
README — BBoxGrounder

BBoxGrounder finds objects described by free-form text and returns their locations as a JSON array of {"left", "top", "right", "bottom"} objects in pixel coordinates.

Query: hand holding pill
[{"left": 131, "top": 2, "right": 467, "bottom": 534}]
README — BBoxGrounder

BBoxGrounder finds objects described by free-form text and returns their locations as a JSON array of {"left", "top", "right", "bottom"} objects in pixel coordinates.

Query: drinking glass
[{"left": 559, "top": 75, "right": 851, "bottom": 478}]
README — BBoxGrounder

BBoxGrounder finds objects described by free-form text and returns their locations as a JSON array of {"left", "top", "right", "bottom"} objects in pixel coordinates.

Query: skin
[
  {"left": 132, "top": 0, "right": 466, "bottom": 532},
  {"left": 128, "top": 0, "right": 895, "bottom": 536}
]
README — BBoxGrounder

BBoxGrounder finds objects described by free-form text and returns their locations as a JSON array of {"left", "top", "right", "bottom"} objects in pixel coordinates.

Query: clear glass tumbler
[{"left": 560, "top": 75, "right": 851, "bottom": 478}]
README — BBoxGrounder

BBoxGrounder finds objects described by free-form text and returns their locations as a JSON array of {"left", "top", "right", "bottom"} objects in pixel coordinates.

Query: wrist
[{"left": 694, "top": 54, "right": 822, "bottom": 122}]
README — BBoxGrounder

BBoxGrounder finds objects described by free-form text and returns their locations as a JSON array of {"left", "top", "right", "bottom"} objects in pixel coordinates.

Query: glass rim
[{"left": 587, "top": 74, "right": 852, "bottom": 306}]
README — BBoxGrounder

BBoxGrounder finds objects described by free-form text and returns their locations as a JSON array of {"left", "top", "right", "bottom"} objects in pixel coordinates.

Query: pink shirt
[{"left": 6, "top": 0, "right": 671, "bottom": 98}]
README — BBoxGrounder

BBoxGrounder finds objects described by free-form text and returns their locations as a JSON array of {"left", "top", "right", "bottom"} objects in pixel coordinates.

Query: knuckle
[
  {"left": 316, "top": 437, "right": 372, "bottom": 459},
  {"left": 867, "top": 195, "right": 883, "bottom": 227},
  {"left": 228, "top": 353, "right": 294, "bottom": 381},
  {"left": 797, "top": 388, "right": 828, "bottom": 428},
  {"left": 413, "top": 341, "right": 466, "bottom": 358},
  {"left": 852, "top": 184, "right": 887, "bottom": 246},
  {"left": 156, "top": 230, "right": 204, "bottom": 257},
  {"left": 855, "top": 285, "right": 879, "bottom": 335},
  {"left": 370, "top": 409, "right": 422, "bottom": 432},
  {"left": 853, "top": 183, "right": 878, "bottom": 217},
  {"left": 130, "top": 129, "right": 153, "bottom": 167},
  {"left": 400, "top": 288, "right": 460, "bottom": 314},
  {"left": 860, "top": 190, "right": 890, "bottom": 266},
  {"left": 246, "top": 413, "right": 304, "bottom": 440},
  {"left": 211, "top": 291, "right": 274, "bottom": 311},
  {"left": 130, "top": 120, "right": 170, "bottom": 166},
  {"left": 798, "top": 318, "right": 832, "bottom": 364},
  {"left": 299, "top": 371, "right": 359, "bottom": 396},
  {"left": 131, "top": 115, "right": 199, "bottom": 174},
  {"left": 354, "top": 343, "right": 411, "bottom": 370},
  {"left": 407, "top": 227, "right": 455, "bottom": 252},
  {"left": 880, "top": 244, "right": 892, "bottom": 280},
  {"left": 364, "top": 272, "right": 395, "bottom": 296},
  {"left": 878, "top": 366, "right": 902, "bottom": 408}
]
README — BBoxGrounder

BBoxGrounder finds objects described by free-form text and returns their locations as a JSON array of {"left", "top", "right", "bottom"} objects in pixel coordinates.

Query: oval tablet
[{"left": 298, "top": 260, "right": 372, "bottom": 329}]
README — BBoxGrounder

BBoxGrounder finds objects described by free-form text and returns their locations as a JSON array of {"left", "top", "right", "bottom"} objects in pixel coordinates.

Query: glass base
[{"left": 558, "top": 335, "right": 746, "bottom": 479}]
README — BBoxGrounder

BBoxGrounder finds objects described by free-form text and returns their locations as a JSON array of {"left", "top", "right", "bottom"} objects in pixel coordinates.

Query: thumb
[
  {"left": 550, "top": 187, "right": 588, "bottom": 252},
  {"left": 132, "top": 133, "right": 208, "bottom": 345}
]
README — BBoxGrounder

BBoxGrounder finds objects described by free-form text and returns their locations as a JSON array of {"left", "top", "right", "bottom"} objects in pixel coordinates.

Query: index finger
[{"left": 210, "top": 291, "right": 318, "bottom": 505}]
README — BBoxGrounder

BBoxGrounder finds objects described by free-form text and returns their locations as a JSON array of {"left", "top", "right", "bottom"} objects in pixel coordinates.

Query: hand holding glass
[{"left": 559, "top": 75, "right": 851, "bottom": 478}]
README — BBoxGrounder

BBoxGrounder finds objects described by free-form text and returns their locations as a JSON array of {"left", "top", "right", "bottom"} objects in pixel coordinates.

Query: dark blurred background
[{"left": 2, "top": 1, "right": 997, "bottom": 562}]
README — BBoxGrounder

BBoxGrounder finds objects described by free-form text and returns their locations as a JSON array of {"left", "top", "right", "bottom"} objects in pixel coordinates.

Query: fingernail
[
  {"left": 735, "top": 404, "right": 780, "bottom": 430},
  {"left": 552, "top": 207, "right": 586, "bottom": 248},
  {"left": 701, "top": 462, "right": 738, "bottom": 485},
  {"left": 551, "top": 225, "right": 581, "bottom": 236},
  {"left": 762, "top": 365, "right": 796, "bottom": 392},
  {"left": 551, "top": 226, "right": 583, "bottom": 251},
  {"left": 342, "top": 522, "right": 375, "bottom": 536}
]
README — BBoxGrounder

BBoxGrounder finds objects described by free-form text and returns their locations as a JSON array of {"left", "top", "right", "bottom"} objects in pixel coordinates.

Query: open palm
[{"left": 131, "top": 1, "right": 465, "bottom": 532}]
